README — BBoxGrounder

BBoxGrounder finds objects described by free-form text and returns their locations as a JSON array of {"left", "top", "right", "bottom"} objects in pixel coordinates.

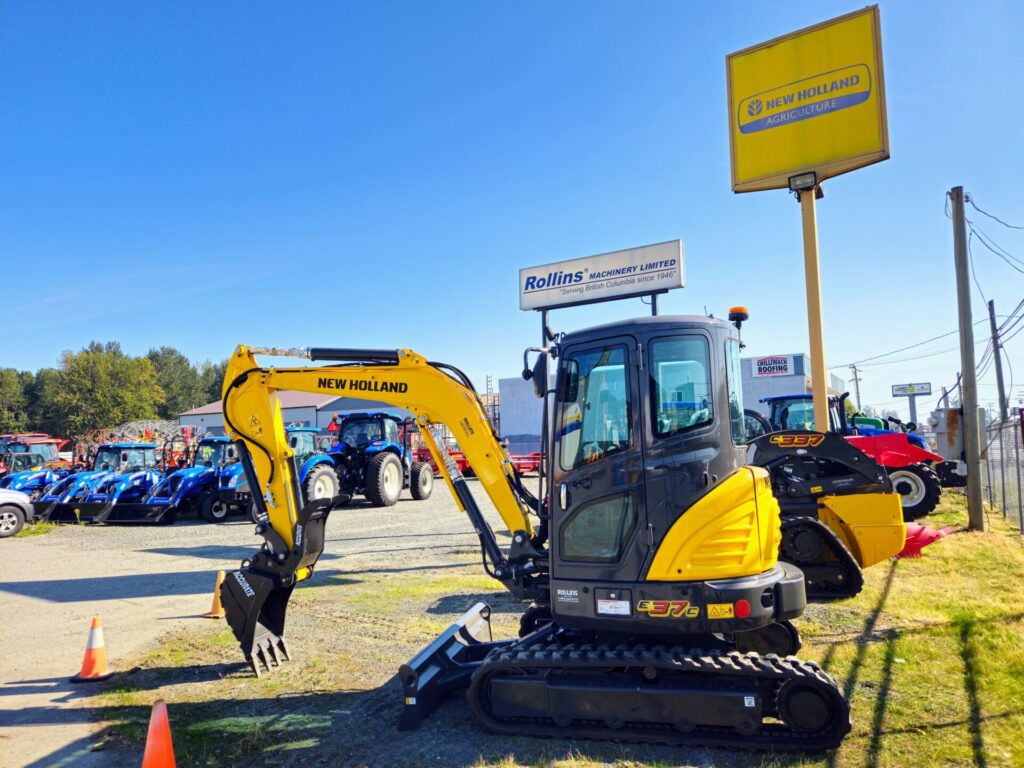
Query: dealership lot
[{"left": 0, "top": 487, "right": 501, "bottom": 767}]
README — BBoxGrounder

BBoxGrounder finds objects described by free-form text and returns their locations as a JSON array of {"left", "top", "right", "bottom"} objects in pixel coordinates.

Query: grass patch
[
  {"left": 13, "top": 519, "right": 59, "bottom": 538},
  {"left": 88, "top": 494, "right": 1024, "bottom": 767}
]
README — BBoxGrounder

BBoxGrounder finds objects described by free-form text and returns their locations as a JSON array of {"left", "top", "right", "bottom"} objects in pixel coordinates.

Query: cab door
[{"left": 550, "top": 336, "right": 648, "bottom": 584}]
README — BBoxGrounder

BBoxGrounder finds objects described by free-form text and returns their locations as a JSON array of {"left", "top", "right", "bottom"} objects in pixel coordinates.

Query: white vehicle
[{"left": 0, "top": 488, "right": 34, "bottom": 538}]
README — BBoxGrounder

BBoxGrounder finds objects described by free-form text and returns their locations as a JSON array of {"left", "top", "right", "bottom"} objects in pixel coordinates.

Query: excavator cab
[{"left": 544, "top": 317, "right": 803, "bottom": 640}]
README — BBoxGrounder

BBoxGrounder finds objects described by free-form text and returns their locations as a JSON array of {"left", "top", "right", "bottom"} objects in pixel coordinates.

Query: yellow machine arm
[{"left": 219, "top": 344, "right": 547, "bottom": 673}]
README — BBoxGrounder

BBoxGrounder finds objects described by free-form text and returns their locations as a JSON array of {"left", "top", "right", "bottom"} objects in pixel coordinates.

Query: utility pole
[
  {"left": 951, "top": 187, "right": 985, "bottom": 531},
  {"left": 848, "top": 364, "right": 863, "bottom": 411},
  {"left": 988, "top": 299, "right": 1009, "bottom": 422}
]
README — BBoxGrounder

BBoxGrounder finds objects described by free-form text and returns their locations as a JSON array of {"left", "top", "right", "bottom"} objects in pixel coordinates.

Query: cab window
[
  {"left": 725, "top": 339, "right": 745, "bottom": 445},
  {"left": 559, "top": 344, "right": 630, "bottom": 470},
  {"left": 561, "top": 492, "right": 637, "bottom": 562},
  {"left": 649, "top": 336, "right": 712, "bottom": 437},
  {"left": 384, "top": 419, "right": 399, "bottom": 444}
]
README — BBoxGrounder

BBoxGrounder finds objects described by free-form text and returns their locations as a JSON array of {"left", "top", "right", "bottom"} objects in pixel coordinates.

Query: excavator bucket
[
  {"left": 221, "top": 496, "right": 338, "bottom": 676},
  {"left": 221, "top": 568, "right": 294, "bottom": 676}
]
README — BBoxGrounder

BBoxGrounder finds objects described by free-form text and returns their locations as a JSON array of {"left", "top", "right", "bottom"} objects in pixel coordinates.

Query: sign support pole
[{"left": 799, "top": 188, "right": 829, "bottom": 432}]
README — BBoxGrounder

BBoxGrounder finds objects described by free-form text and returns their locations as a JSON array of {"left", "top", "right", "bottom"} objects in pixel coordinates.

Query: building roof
[{"left": 180, "top": 392, "right": 345, "bottom": 417}]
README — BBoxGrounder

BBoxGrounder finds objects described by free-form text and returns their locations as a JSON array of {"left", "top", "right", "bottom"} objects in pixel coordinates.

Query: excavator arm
[{"left": 219, "top": 345, "right": 547, "bottom": 674}]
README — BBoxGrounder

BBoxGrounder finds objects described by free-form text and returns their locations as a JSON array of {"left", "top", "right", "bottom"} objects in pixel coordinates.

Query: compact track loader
[{"left": 216, "top": 313, "right": 867, "bottom": 751}]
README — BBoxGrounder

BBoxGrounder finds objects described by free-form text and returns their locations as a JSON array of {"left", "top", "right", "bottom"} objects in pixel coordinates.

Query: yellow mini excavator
[{"left": 216, "top": 312, "right": 900, "bottom": 751}]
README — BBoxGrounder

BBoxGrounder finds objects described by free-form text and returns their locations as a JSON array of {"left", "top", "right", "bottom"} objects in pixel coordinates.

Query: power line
[
  {"left": 834, "top": 322, "right": 987, "bottom": 367},
  {"left": 967, "top": 195, "right": 1024, "bottom": 230}
]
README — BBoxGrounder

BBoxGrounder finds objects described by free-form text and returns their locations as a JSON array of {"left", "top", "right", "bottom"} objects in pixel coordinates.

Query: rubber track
[
  {"left": 468, "top": 642, "right": 852, "bottom": 752},
  {"left": 780, "top": 516, "right": 864, "bottom": 600}
]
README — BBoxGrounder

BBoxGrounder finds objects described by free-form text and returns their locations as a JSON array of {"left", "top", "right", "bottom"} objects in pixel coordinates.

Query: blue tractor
[
  {"left": 326, "top": 412, "right": 434, "bottom": 507},
  {"left": 34, "top": 443, "right": 164, "bottom": 523},
  {"left": 0, "top": 452, "right": 67, "bottom": 500},
  {"left": 114, "top": 436, "right": 250, "bottom": 524}
]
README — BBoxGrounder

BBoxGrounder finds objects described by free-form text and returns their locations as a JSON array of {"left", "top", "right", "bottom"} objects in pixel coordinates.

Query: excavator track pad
[{"left": 468, "top": 641, "right": 851, "bottom": 751}]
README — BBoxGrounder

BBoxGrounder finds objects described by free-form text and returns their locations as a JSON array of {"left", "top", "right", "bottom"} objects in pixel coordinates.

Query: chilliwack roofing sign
[
  {"left": 753, "top": 355, "right": 794, "bottom": 377},
  {"left": 519, "top": 240, "right": 684, "bottom": 311}
]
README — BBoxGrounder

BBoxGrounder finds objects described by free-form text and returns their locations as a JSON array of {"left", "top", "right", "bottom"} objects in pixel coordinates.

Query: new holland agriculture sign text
[
  {"left": 519, "top": 240, "right": 683, "bottom": 311},
  {"left": 727, "top": 6, "right": 889, "bottom": 192}
]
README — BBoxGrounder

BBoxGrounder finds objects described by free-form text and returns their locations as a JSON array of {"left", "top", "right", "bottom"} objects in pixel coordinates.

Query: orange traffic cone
[
  {"left": 70, "top": 615, "right": 114, "bottom": 683},
  {"left": 141, "top": 699, "right": 177, "bottom": 768},
  {"left": 202, "top": 571, "right": 226, "bottom": 619}
]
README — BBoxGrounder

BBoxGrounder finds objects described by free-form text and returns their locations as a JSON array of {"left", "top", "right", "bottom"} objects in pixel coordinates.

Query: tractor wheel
[
  {"left": 199, "top": 494, "right": 230, "bottom": 524},
  {"left": 0, "top": 505, "right": 25, "bottom": 538},
  {"left": 303, "top": 464, "right": 339, "bottom": 504},
  {"left": 365, "top": 453, "right": 403, "bottom": 507},
  {"left": 410, "top": 461, "right": 434, "bottom": 500},
  {"left": 248, "top": 498, "right": 262, "bottom": 524},
  {"left": 888, "top": 464, "right": 942, "bottom": 521}
]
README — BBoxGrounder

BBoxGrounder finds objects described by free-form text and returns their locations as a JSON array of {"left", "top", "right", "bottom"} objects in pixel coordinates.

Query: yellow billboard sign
[{"left": 727, "top": 6, "right": 889, "bottom": 192}]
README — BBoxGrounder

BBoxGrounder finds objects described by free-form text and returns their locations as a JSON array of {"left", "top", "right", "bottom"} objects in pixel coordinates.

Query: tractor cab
[
  {"left": 93, "top": 443, "right": 159, "bottom": 472},
  {"left": 762, "top": 393, "right": 847, "bottom": 434},
  {"left": 285, "top": 426, "right": 324, "bottom": 465},
  {"left": 334, "top": 413, "right": 405, "bottom": 457},
  {"left": 193, "top": 437, "right": 232, "bottom": 468}
]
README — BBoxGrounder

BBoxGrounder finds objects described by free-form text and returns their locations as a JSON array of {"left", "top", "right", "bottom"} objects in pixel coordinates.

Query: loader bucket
[
  {"left": 41, "top": 502, "right": 105, "bottom": 523},
  {"left": 398, "top": 602, "right": 509, "bottom": 729},
  {"left": 95, "top": 502, "right": 175, "bottom": 524},
  {"left": 818, "top": 493, "right": 906, "bottom": 569}
]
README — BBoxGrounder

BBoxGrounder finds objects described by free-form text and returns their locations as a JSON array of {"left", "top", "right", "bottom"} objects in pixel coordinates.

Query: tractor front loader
[{"left": 748, "top": 431, "right": 906, "bottom": 600}]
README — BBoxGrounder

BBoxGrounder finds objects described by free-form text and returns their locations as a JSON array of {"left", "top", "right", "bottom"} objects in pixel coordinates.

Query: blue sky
[{"left": 2, "top": 1, "right": 1022, "bottom": 419}]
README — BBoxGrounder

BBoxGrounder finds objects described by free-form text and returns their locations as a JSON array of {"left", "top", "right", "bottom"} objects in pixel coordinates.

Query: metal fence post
[
  {"left": 1000, "top": 421, "right": 1008, "bottom": 516},
  {"left": 1016, "top": 420, "right": 1024, "bottom": 532},
  {"left": 985, "top": 426, "right": 994, "bottom": 508}
]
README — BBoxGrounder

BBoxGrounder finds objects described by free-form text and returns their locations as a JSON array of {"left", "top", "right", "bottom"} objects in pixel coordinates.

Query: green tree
[
  {"left": 49, "top": 342, "right": 165, "bottom": 436},
  {"left": 24, "top": 368, "right": 62, "bottom": 435},
  {"left": 198, "top": 359, "right": 229, "bottom": 405},
  {"left": 147, "top": 346, "right": 203, "bottom": 418},
  {"left": 0, "top": 368, "right": 27, "bottom": 432}
]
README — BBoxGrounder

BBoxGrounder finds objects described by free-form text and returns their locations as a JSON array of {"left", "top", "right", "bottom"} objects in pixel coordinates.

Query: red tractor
[{"left": 751, "top": 394, "right": 944, "bottom": 521}]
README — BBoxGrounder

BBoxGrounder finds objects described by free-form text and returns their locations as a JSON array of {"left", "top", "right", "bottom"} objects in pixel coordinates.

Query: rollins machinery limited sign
[
  {"left": 519, "top": 240, "right": 684, "bottom": 312},
  {"left": 753, "top": 355, "right": 794, "bottom": 377}
]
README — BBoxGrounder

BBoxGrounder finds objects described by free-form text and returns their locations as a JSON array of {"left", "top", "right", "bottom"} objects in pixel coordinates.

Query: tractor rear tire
[
  {"left": 303, "top": 464, "right": 339, "bottom": 505},
  {"left": 365, "top": 453, "right": 403, "bottom": 507},
  {"left": 888, "top": 463, "right": 941, "bottom": 521},
  {"left": 410, "top": 461, "right": 434, "bottom": 500},
  {"left": 199, "top": 495, "right": 230, "bottom": 524}
]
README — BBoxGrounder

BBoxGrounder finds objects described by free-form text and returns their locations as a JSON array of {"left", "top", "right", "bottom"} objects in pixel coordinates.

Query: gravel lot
[{"left": 0, "top": 481, "right": 527, "bottom": 768}]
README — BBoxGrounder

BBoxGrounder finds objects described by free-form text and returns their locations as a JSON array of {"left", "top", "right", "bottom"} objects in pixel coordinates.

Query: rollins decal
[{"left": 318, "top": 377, "right": 408, "bottom": 394}]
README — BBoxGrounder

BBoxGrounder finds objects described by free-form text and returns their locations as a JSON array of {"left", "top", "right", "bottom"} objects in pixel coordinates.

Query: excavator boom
[{"left": 219, "top": 345, "right": 547, "bottom": 673}]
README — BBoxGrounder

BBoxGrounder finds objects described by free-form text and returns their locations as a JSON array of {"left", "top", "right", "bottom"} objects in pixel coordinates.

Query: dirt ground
[
  {"left": 0, "top": 482, "right": 521, "bottom": 768},
  {"left": 5, "top": 488, "right": 1022, "bottom": 768}
]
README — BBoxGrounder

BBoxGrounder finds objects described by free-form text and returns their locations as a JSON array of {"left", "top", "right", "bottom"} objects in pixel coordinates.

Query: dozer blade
[
  {"left": 221, "top": 569, "right": 294, "bottom": 676},
  {"left": 398, "top": 602, "right": 510, "bottom": 730}
]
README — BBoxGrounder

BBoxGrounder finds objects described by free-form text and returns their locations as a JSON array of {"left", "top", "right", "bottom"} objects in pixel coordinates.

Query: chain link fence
[{"left": 982, "top": 411, "right": 1024, "bottom": 532}]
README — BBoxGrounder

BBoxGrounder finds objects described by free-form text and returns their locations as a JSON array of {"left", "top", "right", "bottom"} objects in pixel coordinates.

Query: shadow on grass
[
  {"left": 16, "top": 672, "right": 800, "bottom": 768},
  {"left": 956, "top": 614, "right": 987, "bottom": 768}
]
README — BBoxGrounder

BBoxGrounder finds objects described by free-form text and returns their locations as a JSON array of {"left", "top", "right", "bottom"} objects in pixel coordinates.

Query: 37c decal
[
  {"left": 637, "top": 599, "right": 699, "bottom": 618},
  {"left": 769, "top": 433, "right": 825, "bottom": 448}
]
